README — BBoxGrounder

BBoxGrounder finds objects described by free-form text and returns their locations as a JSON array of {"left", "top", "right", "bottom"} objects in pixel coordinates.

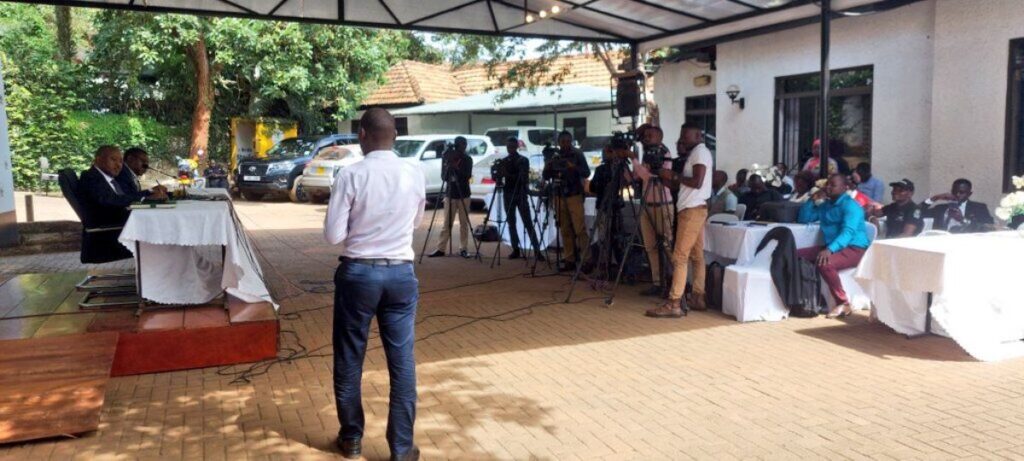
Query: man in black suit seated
[
  {"left": 78, "top": 146, "right": 168, "bottom": 262},
  {"left": 117, "top": 147, "right": 167, "bottom": 198},
  {"left": 921, "top": 178, "right": 994, "bottom": 233}
]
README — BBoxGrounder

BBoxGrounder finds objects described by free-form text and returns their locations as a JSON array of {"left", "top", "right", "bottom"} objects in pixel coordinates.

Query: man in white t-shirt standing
[{"left": 649, "top": 123, "right": 713, "bottom": 318}]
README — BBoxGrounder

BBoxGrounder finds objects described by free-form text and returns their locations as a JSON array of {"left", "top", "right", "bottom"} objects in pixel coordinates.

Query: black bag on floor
[
  {"left": 704, "top": 261, "right": 725, "bottom": 310},
  {"left": 473, "top": 224, "right": 500, "bottom": 242}
]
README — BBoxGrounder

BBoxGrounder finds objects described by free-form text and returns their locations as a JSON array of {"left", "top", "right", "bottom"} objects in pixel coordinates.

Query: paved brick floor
[{"left": 3, "top": 199, "right": 1024, "bottom": 460}]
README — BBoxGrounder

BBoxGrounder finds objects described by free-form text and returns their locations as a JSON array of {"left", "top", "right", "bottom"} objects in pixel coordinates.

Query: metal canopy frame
[{"left": 2, "top": 0, "right": 899, "bottom": 48}]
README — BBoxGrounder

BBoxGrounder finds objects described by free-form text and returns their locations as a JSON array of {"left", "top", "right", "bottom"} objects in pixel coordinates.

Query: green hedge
[{"left": 9, "top": 109, "right": 186, "bottom": 190}]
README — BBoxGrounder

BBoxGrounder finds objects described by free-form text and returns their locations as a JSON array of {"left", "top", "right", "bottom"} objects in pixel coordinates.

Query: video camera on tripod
[
  {"left": 489, "top": 156, "right": 509, "bottom": 187},
  {"left": 641, "top": 143, "right": 671, "bottom": 173}
]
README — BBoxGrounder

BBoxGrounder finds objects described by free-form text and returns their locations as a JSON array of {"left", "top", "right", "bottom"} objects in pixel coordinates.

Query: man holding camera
[
  {"left": 648, "top": 124, "right": 713, "bottom": 317},
  {"left": 499, "top": 138, "right": 544, "bottom": 260},
  {"left": 625, "top": 125, "right": 676, "bottom": 296},
  {"left": 542, "top": 131, "right": 590, "bottom": 272},
  {"left": 428, "top": 136, "right": 473, "bottom": 258}
]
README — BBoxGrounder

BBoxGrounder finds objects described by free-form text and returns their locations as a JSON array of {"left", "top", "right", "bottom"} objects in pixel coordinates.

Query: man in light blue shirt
[
  {"left": 797, "top": 174, "right": 871, "bottom": 318},
  {"left": 854, "top": 162, "right": 884, "bottom": 203}
]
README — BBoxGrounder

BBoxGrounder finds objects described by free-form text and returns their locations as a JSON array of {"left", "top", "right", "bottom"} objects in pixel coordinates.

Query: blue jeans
[{"left": 333, "top": 260, "right": 418, "bottom": 455}]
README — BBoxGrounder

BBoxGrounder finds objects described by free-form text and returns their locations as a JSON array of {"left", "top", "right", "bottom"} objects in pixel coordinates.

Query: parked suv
[
  {"left": 235, "top": 134, "right": 356, "bottom": 201},
  {"left": 484, "top": 127, "right": 558, "bottom": 155},
  {"left": 393, "top": 135, "right": 494, "bottom": 199}
]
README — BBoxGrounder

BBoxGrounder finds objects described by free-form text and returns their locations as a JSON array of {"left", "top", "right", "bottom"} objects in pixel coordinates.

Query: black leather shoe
[
  {"left": 336, "top": 437, "right": 361, "bottom": 459},
  {"left": 508, "top": 250, "right": 523, "bottom": 259},
  {"left": 459, "top": 249, "right": 471, "bottom": 258},
  {"left": 391, "top": 446, "right": 420, "bottom": 461},
  {"left": 558, "top": 262, "right": 577, "bottom": 272},
  {"left": 427, "top": 250, "right": 444, "bottom": 258}
]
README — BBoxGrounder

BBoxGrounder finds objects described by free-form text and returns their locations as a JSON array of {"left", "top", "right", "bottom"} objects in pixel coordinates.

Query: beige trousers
[
  {"left": 668, "top": 206, "right": 708, "bottom": 301},
  {"left": 554, "top": 194, "right": 588, "bottom": 262},
  {"left": 436, "top": 197, "right": 471, "bottom": 253}
]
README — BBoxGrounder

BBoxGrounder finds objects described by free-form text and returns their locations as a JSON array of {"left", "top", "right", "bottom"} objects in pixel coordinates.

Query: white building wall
[
  {"left": 931, "top": 0, "right": 1024, "bottom": 206},
  {"left": 655, "top": 60, "right": 716, "bottom": 149},
  {"left": 657, "top": 0, "right": 937, "bottom": 194},
  {"left": 340, "top": 108, "right": 621, "bottom": 137}
]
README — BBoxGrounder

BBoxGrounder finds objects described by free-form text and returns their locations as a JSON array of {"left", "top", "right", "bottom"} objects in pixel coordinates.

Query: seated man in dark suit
[
  {"left": 78, "top": 146, "right": 168, "bottom": 262},
  {"left": 739, "top": 174, "right": 783, "bottom": 220},
  {"left": 117, "top": 147, "right": 167, "bottom": 198},
  {"left": 80, "top": 145, "right": 168, "bottom": 226},
  {"left": 921, "top": 178, "right": 994, "bottom": 233}
]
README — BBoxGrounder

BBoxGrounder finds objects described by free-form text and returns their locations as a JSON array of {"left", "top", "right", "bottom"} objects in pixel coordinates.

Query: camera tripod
[
  {"left": 564, "top": 154, "right": 676, "bottom": 308},
  {"left": 472, "top": 178, "right": 541, "bottom": 268},
  {"left": 418, "top": 158, "right": 472, "bottom": 264}
]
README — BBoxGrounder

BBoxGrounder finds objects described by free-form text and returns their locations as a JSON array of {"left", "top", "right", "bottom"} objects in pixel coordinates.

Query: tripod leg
[
  {"left": 474, "top": 187, "right": 500, "bottom": 262},
  {"left": 418, "top": 181, "right": 447, "bottom": 264}
]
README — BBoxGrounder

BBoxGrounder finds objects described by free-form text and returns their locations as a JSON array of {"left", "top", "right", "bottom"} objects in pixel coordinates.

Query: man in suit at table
[
  {"left": 77, "top": 146, "right": 168, "bottom": 262},
  {"left": 116, "top": 147, "right": 167, "bottom": 198},
  {"left": 921, "top": 178, "right": 994, "bottom": 233}
]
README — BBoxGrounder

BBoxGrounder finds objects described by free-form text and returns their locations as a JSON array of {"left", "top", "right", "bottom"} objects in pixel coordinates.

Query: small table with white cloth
[
  {"left": 118, "top": 189, "right": 276, "bottom": 310},
  {"left": 855, "top": 231, "right": 1024, "bottom": 361},
  {"left": 704, "top": 221, "right": 822, "bottom": 265}
]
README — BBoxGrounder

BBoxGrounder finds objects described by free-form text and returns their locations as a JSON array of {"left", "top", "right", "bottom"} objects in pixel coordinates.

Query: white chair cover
[{"left": 722, "top": 241, "right": 790, "bottom": 322}]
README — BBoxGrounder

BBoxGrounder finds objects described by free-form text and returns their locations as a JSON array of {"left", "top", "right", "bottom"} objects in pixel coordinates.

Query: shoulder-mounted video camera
[{"left": 642, "top": 143, "right": 671, "bottom": 173}]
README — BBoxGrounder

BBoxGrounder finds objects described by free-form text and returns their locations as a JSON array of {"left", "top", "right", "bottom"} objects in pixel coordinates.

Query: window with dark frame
[
  {"left": 774, "top": 65, "right": 873, "bottom": 173},
  {"left": 395, "top": 117, "right": 409, "bottom": 136},
  {"left": 1005, "top": 38, "right": 1024, "bottom": 192},
  {"left": 563, "top": 117, "right": 587, "bottom": 141},
  {"left": 685, "top": 94, "right": 716, "bottom": 138}
]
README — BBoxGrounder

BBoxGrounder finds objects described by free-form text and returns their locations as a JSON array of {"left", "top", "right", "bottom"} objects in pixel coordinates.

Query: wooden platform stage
[{"left": 0, "top": 272, "right": 279, "bottom": 443}]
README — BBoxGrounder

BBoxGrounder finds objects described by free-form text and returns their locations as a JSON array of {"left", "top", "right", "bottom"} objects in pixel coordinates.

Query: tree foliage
[{"left": 1, "top": 5, "right": 439, "bottom": 188}]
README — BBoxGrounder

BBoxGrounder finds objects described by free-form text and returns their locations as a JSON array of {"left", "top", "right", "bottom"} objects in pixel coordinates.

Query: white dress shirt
[
  {"left": 96, "top": 166, "right": 121, "bottom": 194},
  {"left": 324, "top": 150, "right": 426, "bottom": 260}
]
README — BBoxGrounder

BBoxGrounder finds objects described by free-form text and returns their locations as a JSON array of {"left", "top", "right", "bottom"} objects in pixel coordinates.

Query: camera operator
[
  {"left": 542, "top": 130, "right": 590, "bottom": 272},
  {"left": 624, "top": 125, "right": 676, "bottom": 297},
  {"left": 498, "top": 138, "right": 544, "bottom": 260},
  {"left": 428, "top": 136, "right": 474, "bottom": 258}
]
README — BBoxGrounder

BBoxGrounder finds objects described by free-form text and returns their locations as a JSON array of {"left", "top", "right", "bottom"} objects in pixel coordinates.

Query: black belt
[{"left": 339, "top": 257, "right": 412, "bottom": 266}]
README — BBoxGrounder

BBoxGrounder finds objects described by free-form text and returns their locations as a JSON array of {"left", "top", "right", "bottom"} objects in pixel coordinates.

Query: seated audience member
[
  {"left": 797, "top": 174, "right": 871, "bottom": 318},
  {"left": 921, "top": 178, "right": 994, "bottom": 233},
  {"left": 800, "top": 139, "right": 838, "bottom": 175},
  {"left": 739, "top": 174, "right": 784, "bottom": 220},
  {"left": 708, "top": 170, "right": 738, "bottom": 216},
  {"left": 771, "top": 162, "right": 795, "bottom": 197},
  {"left": 729, "top": 168, "right": 750, "bottom": 195},
  {"left": 204, "top": 160, "right": 229, "bottom": 189},
  {"left": 118, "top": 147, "right": 167, "bottom": 197},
  {"left": 871, "top": 178, "right": 923, "bottom": 238},
  {"left": 789, "top": 171, "right": 816, "bottom": 203},
  {"left": 80, "top": 146, "right": 168, "bottom": 226},
  {"left": 846, "top": 174, "right": 881, "bottom": 215},
  {"left": 853, "top": 162, "right": 884, "bottom": 203}
]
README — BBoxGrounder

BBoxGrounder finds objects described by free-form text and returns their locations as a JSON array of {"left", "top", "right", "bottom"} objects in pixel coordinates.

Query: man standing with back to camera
[
  {"left": 648, "top": 123, "right": 713, "bottom": 317},
  {"left": 324, "top": 108, "right": 425, "bottom": 461}
]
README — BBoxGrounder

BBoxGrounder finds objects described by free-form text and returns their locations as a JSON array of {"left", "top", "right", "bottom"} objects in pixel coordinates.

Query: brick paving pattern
[{"left": 3, "top": 199, "right": 1024, "bottom": 460}]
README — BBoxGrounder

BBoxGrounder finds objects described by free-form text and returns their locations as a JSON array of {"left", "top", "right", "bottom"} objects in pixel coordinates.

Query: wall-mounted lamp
[{"left": 725, "top": 84, "right": 745, "bottom": 110}]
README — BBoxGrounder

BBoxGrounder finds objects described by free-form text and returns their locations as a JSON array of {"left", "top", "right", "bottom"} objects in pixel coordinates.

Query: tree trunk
[
  {"left": 55, "top": 6, "right": 73, "bottom": 62},
  {"left": 186, "top": 33, "right": 212, "bottom": 163}
]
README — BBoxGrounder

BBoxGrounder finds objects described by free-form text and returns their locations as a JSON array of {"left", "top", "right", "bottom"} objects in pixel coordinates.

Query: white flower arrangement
[{"left": 995, "top": 175, "right": 1024, "bottom": 223}]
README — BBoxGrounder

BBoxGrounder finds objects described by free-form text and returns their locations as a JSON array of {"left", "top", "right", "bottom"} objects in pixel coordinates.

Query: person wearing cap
[{"left": 872, "top": 179, "right": 923, "bottom": 238}]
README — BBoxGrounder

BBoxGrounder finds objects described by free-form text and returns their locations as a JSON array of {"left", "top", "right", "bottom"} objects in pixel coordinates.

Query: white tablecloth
[
  {"left": 704, "top": 222, "right": 822, "bottom": 265},
  {"left": 119, "top": 191, "right": 275, "bottom": 308},
  {"left": 856, "top": 232, "right": 1024, "bottom": 361}
]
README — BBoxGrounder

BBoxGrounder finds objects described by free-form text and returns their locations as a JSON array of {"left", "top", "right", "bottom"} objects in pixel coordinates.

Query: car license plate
[
  {"left": 316, "top": 167, "right": 325, "bottom": 175},
  {"left": 243, "top": 175, "right": 261, "bottom": 181}
]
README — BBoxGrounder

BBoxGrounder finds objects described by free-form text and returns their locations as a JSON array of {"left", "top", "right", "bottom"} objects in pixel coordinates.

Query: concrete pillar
[{"left": 0, "top": 60, "right": 19, "bottom": 247}]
